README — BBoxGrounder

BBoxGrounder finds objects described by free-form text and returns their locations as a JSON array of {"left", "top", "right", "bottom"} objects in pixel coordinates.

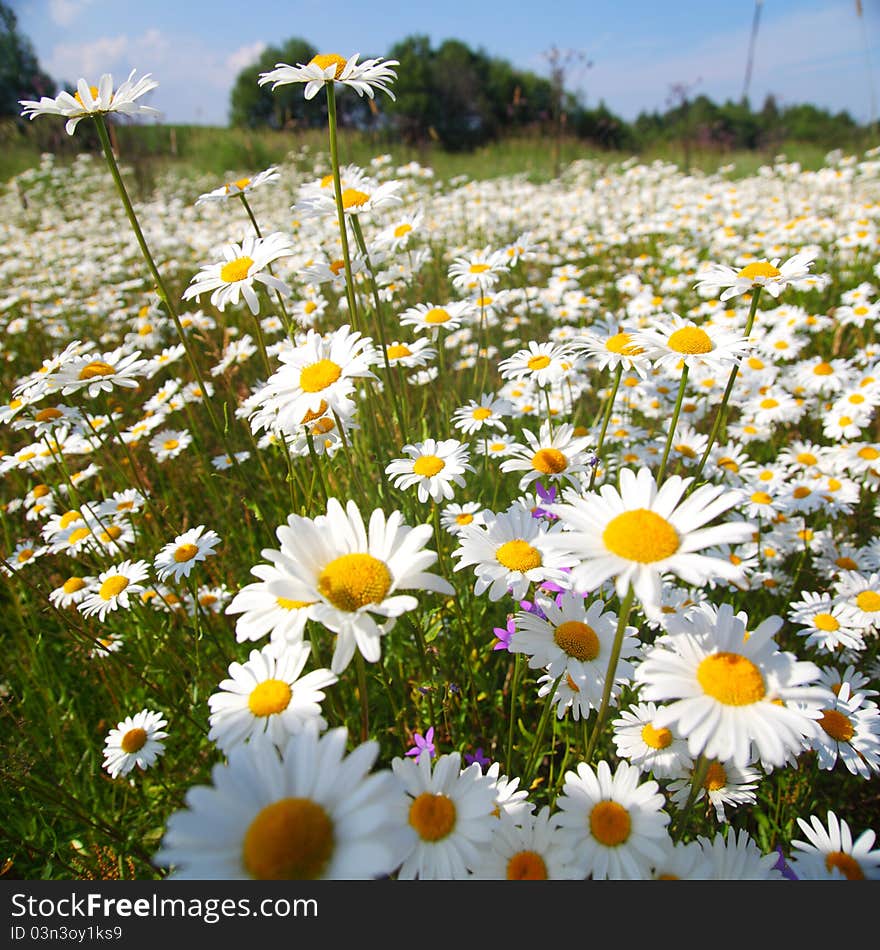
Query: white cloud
[
  {"left": 225, "top": 41, "right": 268, "bottom": 77},
  {"left": 47, "top": 35, "right": 130, "bottom": 84},
  {"left": 48, "top": 0, "right": 96, "bottom": 28}
]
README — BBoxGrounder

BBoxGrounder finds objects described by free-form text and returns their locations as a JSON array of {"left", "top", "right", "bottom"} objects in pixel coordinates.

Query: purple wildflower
[
  {"left": 531, "top": 482, "right": 559, "bottom": 520},
  {"left": 773, "top": 845, "right": 798, "bottom": 881},
  {"left": 406, "top": 726, "right": 436, "bottom": 759},
  {"left": 464, "top": 747, "right": 491, "bottom": 769},
  {"left": 493, "top": 615, "right": 515, "bottom": 651}
]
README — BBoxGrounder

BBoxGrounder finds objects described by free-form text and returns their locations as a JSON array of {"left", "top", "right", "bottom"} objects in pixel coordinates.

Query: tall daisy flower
[
  {"left": 207, "top": 642, "right": 337, "bottom": 753},
  {"left": 391, "top": 750, "right": 497, "bottom": 879},
  {"left": 500, "top": 421, "right": 595, "bottom": 492},
  {"left": 154, "top": 725, "right": 414, "bottom": 879},
  {"left": 469, "top": 807, "right": 581, "bottom": 880},
  {"left": 102, "top": 709, "right": 168, "bottom": 779},
  {"left": 808, "top": 682, "right": 880, "bottom": 778},
  {"left": 269, "top": 498, "right": 454, "bottom": 673},
  {"left": 20, "top": 70, "right": 160, "bottom": 135},
  {"left": 258, "top": 53, "right": 399, "bottom": 100},
  {"left": 225, "top": 558, "right": 318, "bottom": 646},
  {"left": 634, "top": 602, "right": 831, "bottom": 769},
  {"left": 634, "top": 315, "right": 752, "bottom": 375},
  {"left": 385, "top": 438, "right": 474, "bottom": 504},
  {"left": 182, "top": 232, "right": 295, "bottom": 315},
  {"left": 555, "top": 759, "right": 671, "bottom": 879},
  {"left": 788, "top": 810, "right": 880, "bottom": 880},
  {"left": 153, "top": 525, "right": 221, "bottom": 584},
  {"left": 79, "top": 559, "right": 151, "bottom": 621},
  {"left": 545, "top": 467, "right": 754, "bottom": 613},
  {"left": 693, "top": 252, "right": 818, "bottom": 301}
]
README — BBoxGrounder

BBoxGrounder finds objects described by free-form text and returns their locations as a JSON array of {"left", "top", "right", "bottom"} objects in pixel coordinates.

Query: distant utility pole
[
  {"left": 542, "top": 44, "right": 592, "bottom": 178},
  {"left": 742, "top": 0, "right": 764, "bottom": 103}
]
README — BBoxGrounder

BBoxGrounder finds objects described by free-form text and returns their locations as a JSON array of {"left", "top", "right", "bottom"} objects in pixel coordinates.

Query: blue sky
[{"left": 12, "top": 0, "right": 880, "bottom": 126}]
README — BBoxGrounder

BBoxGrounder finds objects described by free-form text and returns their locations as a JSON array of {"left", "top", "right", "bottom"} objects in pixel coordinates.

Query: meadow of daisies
[{"left": 3, "top": 60, "right": 880, "bottom": 882}]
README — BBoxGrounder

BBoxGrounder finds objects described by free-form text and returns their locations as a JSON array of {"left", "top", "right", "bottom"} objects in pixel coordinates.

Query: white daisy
[
  {"left": 154, "top": 525, "right": 221, "bottom": 584},
  {"left": 611, "top": 701, "right": 693, "bottom": 779},
  {"left": 102, "top": 708, "right": 168, "bottom": 779},
  {"left": 500, "top": 421, "right": 595, "bottom": 491},
  {"left": 789, "top": 810, "right": 880, "bottom": 880},
  {"left": 693, "top": 252, "right": 818, "bottom": 301},
  {"left": 385, "top": 437, "right": 473, "bottom": 504},
  {"left": 469, "top": 807, "right": 581, "bottom": 879},
  {"left": 259, "top": 53, "right": 399, "bottom": 101},
  {"left": 697, "top": 828, "right": 786, "bottom": 879},
  {"left": 79, "top": 559, "right": 151, "bottom": 621}
]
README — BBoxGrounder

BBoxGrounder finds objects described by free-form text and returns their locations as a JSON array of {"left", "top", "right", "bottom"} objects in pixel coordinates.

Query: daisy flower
[
  {"left": 399, "top": 300, "right": 474, "bottom": 337},
  {"left": 693, "top": 252, "right": 817, "bottom": 301},
  {"left": 154, "top": 725, "right": 414, "bottom": 879},
  {"left": 182, "top": 232, "right": 295, "bottom": 315},
  {"left": 833, "top": 570, "right": 880, "bottom": 633},
  {"left": 789, "top": 810, "right": 880, "bottom": 880},
  {"left": 787, "top": 591, "right": 865, "bottom": 653},
  {"left": 207, "top": 641, "right": 337, "bottom": 753},
  {"left": 451, "top": 394, "right": 512, "bottom": 436},
  {"left": 555, "top": 759, "right": 671, "bottom": 880},
  {"left": 634, "top": 315, "right": 751, "bottom": 374},
  {"left": 20, "top": 69, "right": 160, "bottom": 135},
  {"left": 697, "top": 829, "right": 786, "bottom": 880},
  {"left": 295, "top": 175, "right": 402, "bottom": 219},
  {"left": 452, "top": 502, "right": 576, "bottom": 602},
  {"left": 79, "top": 559, "right": 151, "bottom": 621},
  {"left": 497, "top": 340, "right": 571, "bottom": 388},
  {"left": 611, "top": 701, "right": 693, "bottom": 779},
  {"left": 469, "top": 807, "right": 581, "bottom": 880},
  {"left": 391, "top": 750, "right": 497, "bottom": 880},
  {"left": 102, "top": 709, "right": 168, "bottom": 779},
  {"left": 268, "top": 498, "right": 454, "bottom": 673},
  {"left": 647, "top": 839, "right": 713, "bottom": 880},
  {"left": 511, "top": 592, "right": 638, "bottom": 696},
  {"left": 484, "top": 761, "right": 532, "bottom": 819},
  {"left": 381, "top": 338, "right": 436, "bottom": 369},
  {"left": 149, "top": 427, "right": 192, "bottom": 462},
  {"left": 448, "top": 247, "right": 508, "bottom": 292},
  {"left": 195, "top": 166, "right": 280, "bottom": 204},
  {"left": 258, "top": 53, "right": 399, "bottom": 100},
  {"left": 253, "top": 325, "right": 377, "bottom": 438},
  {"left": 544, "top": 467, "right": 754, "bottom": 613},
  {"left": 50, "top": 347, "right": 149, "bottom": 399},
  {"left": 153, "top": 525, "right": 221, "bottom": 584},
  {"left": 570, "top": 320, "right": 651, "bottom": 379},
  {"left": 385, "top": 438, "right": 474, "bottom": 504},
  {"left": 667, "top": 758, "right": 760, "bottom": 822},
  {"left": 500, "top": 421, "right": 594, "bottom": 491},
  {"left": 634, "top": 602, "right": 830, "bottom": 769},
  {"left": 440, "top": 501, "right": 486, "bottom": 536},
  {"left": 48, "top": 574, "right": 95, "bottom": 610},
  {"left": 809, "top": 682, "right": 880, "bottom": 778}
]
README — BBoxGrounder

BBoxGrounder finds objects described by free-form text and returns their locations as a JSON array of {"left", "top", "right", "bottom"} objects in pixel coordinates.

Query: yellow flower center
[
  {"left": 819, "top": 708, "right": 855, "bottom": 742},
  {"left": 471, "top": 407, "right": 493, "bottom": 420},
  {"left": 469, "top": 263, "right": 491, "bottom": 274},
  {"left": 750, "top": 491, "right": 773, "bottom": 505},
  {"left": 162, "top": 439, "right": 179, "bottom": 451},
  {"left": 66, "top": 526, "right": 91, "bottom": 545},
  {"left": 856, "top": 590, "right": 880, "bottom": 612},
  {"left": 386, "top": 344, "right": 411, "bottom": 360},
  {"left": 531, "top": 448, "right": 568, "bottom": 474},
  {"left": 225, "top": 177, "right": 252, "bottom": 192},
  {"left": 35, "top": 407, "right": 63, "bottom": 422},
  {"left": 602, "top": 509, "right": 680, "bottom": 563},
  {"left": 760, "top": 398, "right": 779, "bottom": 410},
  {"left": 248, "top": 679, "right": 293, "bottom": 717},
  {"left": 605, "top": 332, "right": 643, "bottom": 355},
  {"left": 299, "top": 359, "right": 342, "bottom": 393},
  {"left": 424, "top": 307, "right": 451, "bottom": 324},
  {"left": 329, "top": 259, "right": 345, "bottom": 276},
  {"left": 341, "top": 188, "right": 370, "bottom": 210},
  {"left": 78, "top": 360, "right": 116, "bottom": 380},
  {"left": 717, "top": 457, "right": 739, "bottom": 472},
  {"left": 825, "top": 852, "right": 865, "bottom": 881},
  {"left": 527, "top": 354, "right": 551, "bottom": 371},
  {"left": 99, "top": 525, "right": 122, "bottom": 544},
  {"left": 667, "top": 327, "right": 713, "bottom": 354},
  {"left": 738, "top": 262, "right": 781, "bottom": 279},
  {"left": 813, "top": 361, "right": 833, "bottom": 376},
  {"left": 99, "top": 575, "right": 129, "bottom": 600},
  {"left": 553, "top": 620, "right": 599, "bottom": 661},
  {"left": 243, "top": 798, "right": 335, "bottom": 879},
  {"left": 703, "top": 761, "right": 727, "bottom": 791},
  {"left": 120, "top": 727, "right": 147, "bottom": 754},
  {"left": 413, "top": 455, "right": 445, "bottom": 477},
  {"left": 62, "top": 576, "right": 86, "bottom": 595},
  {"left": 589, "top": 800, "right": 631, "bottom": 846},
  {"left": 857, "top": 446, "right": 879, "bottom": 460},
  {"left": 16, "top": 549, "right": 34, "bottom": 563},
  {"left": 696, "top": 652, "right": 766, "bottom": 705},
  {"left": 310, "top": 54, "right": 348, "bottom": 78},
  {"left": 220, "top": 256, "right": 254, "bottom": 283},
  {"left": 813, "top": 612, "right": 840, "bottom": 632},
  {"left": 495, "top": 539, "right": 542, "bottom": 572},
  {"left": 394, "top": 223, "right": 413, "bottom": 238},
  {"left": 797, "top": 452, "right": 817, "bottom": 465},
  {"left": 506, "top": 851, "right": 548, "bottom": 880},
  {"left": 276, "top": 597, "right": 315, "bottom": 610},
  {"left": 174, "top": 543, "right": 200, "bottom": 563},
  {"left": 408, "top": 792, "right": 456, "bottom": 842},
  {"left": 317, "top": 553, "right": 392, "bottom": 612},
  {"left": 73, "top": 85, "right": 100, "bottom": 106},
  {"left": 792, "top": 486, "right": 811, "bottom": 499},
  {"left": 835, "top": 556, "right": 858, "bottom": 570},
  {"left": 641, "top": 723, "right": 672, "bottom": 749}
]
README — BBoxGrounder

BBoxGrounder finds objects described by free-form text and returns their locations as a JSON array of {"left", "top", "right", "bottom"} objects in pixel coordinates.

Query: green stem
[
  {"left": 505, "top": 651, "right": 522, "bottom": 771},
  {"left": 584, "top": 584, "right": 636, "bottom": 762},
  {"left": 355, "top": 652, "right": 370, "bottom": 743},
  {"left": 672, "top": 753, "right": 710, "bottom": 841},
  {"left": 690, "top": 287, "right": 763, "bottom": 488},
  {"left": 325, "top": 83, "right": 360, "bottom": 331},
  {"left": 523, "top": 672, "right": 564, "bottom": 787},
  {"left": 588, "top": 363, "right": 623, "bottom": 490},
  {"left": 656, "top": 362, "right": 689, "bottom": 484}
]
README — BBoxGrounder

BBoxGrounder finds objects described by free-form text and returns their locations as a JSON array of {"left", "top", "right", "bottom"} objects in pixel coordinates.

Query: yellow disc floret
[
  {"left": 696, "top": 652, "right": 766, "bottom": 705},
  {"left": 248, "top": 679, "right": 293, "bottom": 717},
  {"left": 495, "top": 539, "right": 542, "bottom": 572},
  {"left": 408, "top": 792, "right": 456, "bottom": 842},
  {"left": 553, "top": 621, "right": 600, "bottom": 661},
  {"left": 243, "top": 798, "right": 335, "bottom": 879},
  {"left": 317, "top": 553, "right": 392, "bottom": 612},
  {"left": 667, "top": 326, "right": 713, "bottom": 354},
  {"left": 602, "top": 509, "right": 680, "bottom": 562}
]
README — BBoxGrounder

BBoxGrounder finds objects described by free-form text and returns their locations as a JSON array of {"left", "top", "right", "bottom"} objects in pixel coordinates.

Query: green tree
[
  {"left": 229, "top": 37, "right": 319, "bottom": 129},
  {"left": 0, "top": 1, "right": 55, "bottom": 117}
]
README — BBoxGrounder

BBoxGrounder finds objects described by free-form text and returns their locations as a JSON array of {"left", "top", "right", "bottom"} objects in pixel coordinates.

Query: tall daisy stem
[
  {"left": 355, "top": 653, "right": 370, "bottom": 743},
  {"left": 656, "top": 363, "right": 689, "bottom": 484},
  {"left": 584, "top": 584, "right": 635, "bottom": 762},
  {"left": 671, "top": 753, "right": 710, "bottom": 841},
  {"left": 325, "top": 82, "right": 361, "bottom": 331},
  {"left": 690, "top": 287, "right": 763, "bottom": 489},
  {"left": 588, "top": 363, "right": 623, "bottom": 490},
  {"left": 523, "top": 672, "right": 564, "bottom": 787}
]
